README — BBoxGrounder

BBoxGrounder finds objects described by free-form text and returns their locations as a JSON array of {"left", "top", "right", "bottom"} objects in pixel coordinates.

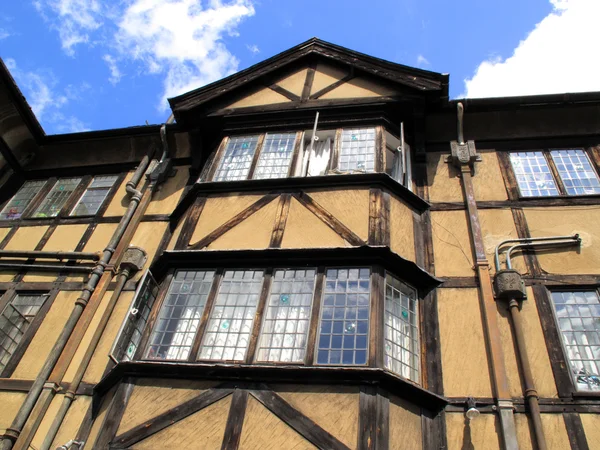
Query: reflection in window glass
[
  {"left": 71, "top": 175, "right": 118, "bottom": 216},
  {"left": 253, "top": 133, "right": 297, "bottom": 180},
  {"left": 0, "top": 294, "right": 48, "bottom": 371},
  {"left": 199, "top": 270, "right": 263, "bottom": 361},
  {"left": 551, "top": 291, "right": 600, "bottom": 392},
  {"left": 509, "top": 152, "right": 558, "bottom": 197},
  {"left": 214, "top": 136, "right": 259, "bottom": 181},
  {"left": 384, "top": 274, "right": 419, "bottom": 382},
  {"left": 33, "top": 178, "right": 81, "bottom": 217},
  {"left": 0, "top": 181, "right": 46, "bottom": 220},
  {"left": 550, "top": 150, "right": 600, "bottom": 196},
  {"left": 256, "top": 269, "right": 316, "bottom": 362},
  {"left": 339, "top": 128, "right": 376, "bottom": 172},
  {"left": 316, "top": 268, "right": 370, "bottom": 365},
  {"left": 145, "top": 270, "right": 215, "bottom": 360}
]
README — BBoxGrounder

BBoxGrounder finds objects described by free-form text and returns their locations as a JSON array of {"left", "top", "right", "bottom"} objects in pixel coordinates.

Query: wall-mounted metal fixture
[
  {"left": 447, "top": 103, "right": 481, "bottom": 168},
  {"left": 465, "top": 397, "right": 480, "bottom": 421}
]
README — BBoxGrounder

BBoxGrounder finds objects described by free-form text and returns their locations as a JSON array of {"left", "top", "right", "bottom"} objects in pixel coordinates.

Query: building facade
[{"left": 0, "top": 38, "right": 599, "bottom": 449}]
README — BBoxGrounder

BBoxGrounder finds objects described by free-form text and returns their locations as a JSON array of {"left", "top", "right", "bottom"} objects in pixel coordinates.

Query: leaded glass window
[
  {"left": 214, "top": 136, "right": 259, "bottom": 181},
  {"left": 0, "top": 294, "right": 48, "bottom": 372},
  {"left": 384, "top": 273, "right": 419, "bottom": 382},
  {"left": 0, "top": 180, "right": 46, "bottom": 220},
  {"left": 551, "top": 290, "right": 600, "bottom": 392},
  {"left": 33, "top": 178, "right": 81, "bottom": 217},
  {"left": 316, "top": 268, "right": 370, "bottom": 365},
  {"left": 256, "top": 268, "right": 316, "bottom": 362},
  {"left": 253, "top": 133, "right": 297, "bottom": 180},
  {"left": 145, "top": 270, "right": 215, "bottom": 360},
  {"left": 550, "top": 150, "right": 600, "bottom": 196},
  {"left": 510, "top": 152, "right": 559, "bottom": 197},
  {"left": 338, "top": 128, "right": 376, "bottom": 172},
  {"left": 199, "top": 270, "right": 263, "bottom": 361},
  {"left": 71, "top": 175, "right": 118, "bottom": 216}
]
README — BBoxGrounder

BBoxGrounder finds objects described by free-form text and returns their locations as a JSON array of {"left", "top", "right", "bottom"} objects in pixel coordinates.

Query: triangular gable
[{"left": 169, "top": 38, "right": 448, "bottom": 117}]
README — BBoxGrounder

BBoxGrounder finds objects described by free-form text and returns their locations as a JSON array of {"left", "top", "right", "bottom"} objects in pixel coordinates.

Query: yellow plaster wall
[
  {"left": 389, "top": 395, "right": 422, "bottom": 450},
  {"left": 446, "top": 412, "right": 500, "bottom": 450},
  {"left": 431, "top": 210, "right": 474, "bottom": 277},
  {"left": 82, "top": 223, "right": 118, "bottom": 253},
  {"left": 307, "top": 189, "right": 369, "bottom": 242},
  {"left": 12, "top": 291, "right": 78, "bottom": 379},
  {"left": 515, "top": 414, "right": 571, "bottom": 450},
  {"left": 0, "top": 392, "right": 25, "bottom": 435},
  {"left": 227, "top": 87, "right": 291, "bottom": 109},
  {"left": 273, "top": 384, "right": 359, "bottom": 449},
  {"left": 426, "top": 152, "right": 463, "bottom": 203},
  {"left": 277, "top": 69, "right": 308, "bottom": 96},
  {"left": 390, "top": 197, "right": 415, "bottom": 263},
  {"left": 479, "top": 208, "right": 527, "bottom": 276},
  {"left": 581, "top": 413, "right": 600, "bottom": 449},
  {"left": 83, "top": 384, "right": 113, "bottom": 450},
  {"left": 145, "top": 166, "right": 189, "bottom": 215},
  {"left": 472, "top": 150, "right": 509, "bottom": 201},
  {"left": 103, "top": 171, "right": 134, "bottom": 217},
  {"left": 438, "top": 288, "right": 493, "bottom": 397},
  {"left": 167, "top": 218, "right": 184, "bottom": 250},
  {"left": 311, "top": 63, "right": 347, "bottom": 95},
  {"left": 0, "top": 227, "right": 11, "bottom": 245},
  {"left": 320, "top": 77, "right": 397, "bottom": 100},
  {"left": 0, "top": 226, "right": 48, "bottom": 282},
  {"left": 280, "top": 197, "right": 347, "bottom": 249},
  {"left": 129, "top": 221, "right": 168, "bottom": 280},
  {"left": 524, "top": 206, "right": 600, "bottom": 274}
]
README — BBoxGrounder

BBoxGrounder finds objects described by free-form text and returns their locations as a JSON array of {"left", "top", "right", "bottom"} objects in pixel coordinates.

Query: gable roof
[{"left": 168, "top": 38, "right": 449, "bottom": 115}]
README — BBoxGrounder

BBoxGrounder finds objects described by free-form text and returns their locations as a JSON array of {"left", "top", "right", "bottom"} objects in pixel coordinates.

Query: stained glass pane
[
  {"left": 384, "top": 273, "right": 419, "bottom": 382},
  {"left": 551, "top": 290, "right": 600, "bottom": 392},
  {"left": 0, "top": 294, "right": 48, "bottom": 371},
  {"left": 256, "top": 268, "right": 316, "bottom": 363},
  {"left": 338, "top": 128, "right": 376, "bottom": 172},
  {"left": 199, "top": 270, "right": 263, "bottom": 361},
  {"left": 214, "top": 136, "right": 259, "bottom": 181},
  {"left": 510, "top": 152, "right": 558, "bottom": 197},
  {"left": 550, "top": 150, "right": 600, "bottom": 196},
  {"left": 145, "top": 270, "right": 215, "bottom": 360},
  {"left": 253, "top": 133, "right": 297, "bottom": 180},
  {"left": 71, "top": 175, "right": 118, "bottom": 216},
  {"left": 33, "top": 178, "right": 81, "bottom": 217},
  {"left": 316, "top": 268, "right": 370, "bottom": 365},
  {"left": 0, "top": 181, "right": 46, "bottom": 220}
]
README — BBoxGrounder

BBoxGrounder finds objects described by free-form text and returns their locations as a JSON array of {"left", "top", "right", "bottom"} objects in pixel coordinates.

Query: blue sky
[{"left": 0, "top": 0, "right": 598, "bottom": 135}]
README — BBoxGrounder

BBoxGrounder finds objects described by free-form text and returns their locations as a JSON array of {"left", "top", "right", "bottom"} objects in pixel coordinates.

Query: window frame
[
  {"left": 123, "top": 264, "right": 422, "bottom": 383},
  {"left": 507, "top": 148, "right": 600, "bottom": 199},
  {"left": 69, "top": 175, "right": 120, "bottom": 217}
]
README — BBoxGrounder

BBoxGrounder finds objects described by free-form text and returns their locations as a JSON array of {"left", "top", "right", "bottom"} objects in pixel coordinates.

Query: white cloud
[
  {"left": 246, "top": 43, "right": 259, "bottom": 54},
  {"left": 416, "top": 54, "right": 429, "bottom": 67},
  {"left": 103, "top": 54, "right": 122, "bottom": 85},
  {"left": 6, "top": 58, "right": 90, "bottom": 133},
  {"left": 464, "top": 0, "right": 600, "bottom": 98},
  {"left": 0, "top": 28, "right": 10, "bottom": 40}
]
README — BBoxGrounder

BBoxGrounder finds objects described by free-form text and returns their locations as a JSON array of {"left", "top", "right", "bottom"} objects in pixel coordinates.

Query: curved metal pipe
[
  {"left": 159, "top": 114, "right": 175, "bottom": 164},
  {"left": 505, "top": 235, "right": 580, "bottom": 269},
  {"left": 494, "top": 235, "right": 580, "bottom": 271},
  {"left": 457, "top": 102, "right": 465, "bottom": 144}
]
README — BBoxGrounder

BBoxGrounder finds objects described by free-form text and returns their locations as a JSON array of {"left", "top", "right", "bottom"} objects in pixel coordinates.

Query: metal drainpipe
[
  {"left": 0, "top": 250, "right": 100, "bottom": 260},
  {"left": 39, "top": 247, "right": 147, "bottom": 450},
  {"left": 0, "top": 148, "right": 157, "bottom": 450},
  {"left": 495, "top": 236, "right": 580, "bottom": 450}
]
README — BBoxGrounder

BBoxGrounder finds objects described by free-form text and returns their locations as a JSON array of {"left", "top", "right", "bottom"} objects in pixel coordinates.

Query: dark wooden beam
[
  {"left": 175, "top": 196, "right": 205, "bottom": 249},
  {"left": 309, "top": 73, "right": 355, "bottom": 100},
  {"left": 301, "top": 62, "right": 317, "bottom": 102},
  {"left": 221, "top": 390, "right": 249, "bottom": 450},
  {"left": 268, "top": 84, "right": 301, "bottom": 102},
  {"left": 269, "top": 193, "right": 291, "bottom": 248},
  {"left": 563, "top": 412, "right": 590, "bottom": 450},
  {"left": 358, "top": 385, "right": 377, "bottom": 450}
]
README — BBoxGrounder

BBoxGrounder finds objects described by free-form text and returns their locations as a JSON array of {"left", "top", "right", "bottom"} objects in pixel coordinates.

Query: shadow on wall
[{"left": 461, "top": 416, "right": 474, "bottom": 450}]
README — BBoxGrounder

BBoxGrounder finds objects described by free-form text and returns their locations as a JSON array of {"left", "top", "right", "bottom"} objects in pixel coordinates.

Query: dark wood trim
[
  {"left": 589, "top": 145, "right": 600, "bottom": 174},
  {"left": 531, "top": 284, "right": 574, "bottom": 397},
  {"left": 13, "top": 224, "right": 56, "bottom": 282},
  {"left": 563, "top": 412, "right": 590, "bottom": 450},
  {"left": 93, "top": 379, "right": 135, "bottom": 449},
  {"left": 439, "top": 277, "right": 479, "bottom": 288},
  {"left": 151, "top": 220, "right": 173, "bottom": 266},
  {"left": 60, "top": 175, "right": 91, "bottom": 217},
  {"left": 301, "top": 62, "right": 316, "bottom": 102},
  {"left": 269, "top": 194, "right": 291, "bottom": 248},
  {"left": 309, "top": 73, "right": 355, "bottom": 100},
  {"left": 249, "top": 386, "right": 351, "bottom": 450},
  {"left": 376, "top": 388, "right": 389, "bottom": 450},
  {"left": 111, "top": 386, "right": 234, "bottom": 448},
  {"left": 221, "top": 389, "right": 249, "bottom": 450},
  {"left": 97, "top": 172, "right": 126, "bottom": 217},
  {"left": 57, "top": 222, "right": 97, "bottom": 281},
  {"left": 381, "top": 192, "right": 390, "bottom": 247},
  {"left": 175, "top": 196, "right": 206, "bottom": 249},
  {"left": 188, "top": 193, "right": 279, "bottom": 250},
  {"left": 368, "top": 189, "right": 386, "bottom": 246},
  {"left": 305, "top": 268, "right": 324, "bottom": 366},
  {"left": 247, "top": 133, "right": 267, "bottom": 180},
  {"left": 246, "top": 269, "right": 272, "bottom": 363},
  {"left": 511, "top": 207, "right": 541, "bottom": 276},
  {"left": 206, "top": 136, "right": 229, "bottom": 182},
  {"left": 329, "top": 128, "right": 342, "bottom": 171},
  {"left": 544, "top": 150, "right": 568, "bottom": 196},
  {"left": 0, "top": 213, "right": 172, "bottom": 228},
  {"left": 287, "top": 130, "right": 303, "bottom": 177},
  {"left": 421, "top": 289, "right": 444, "bottom": 395},
  {"left": 358, "top": 385, "right": 378, "bottom": 450},
  {"left": 0, "top": 227, "right": 17, "bottom": 249},
  {"left": 496, "top": 151, "right": 520, "bottom": 201},
  {"left": 189, "top": 269, "right": 223, "bottom": 361},
  {"left": 375, "top": 126, "right": 385, "bottom": 174},
  {"left": 0, "top": 289, "right": 59, "bottom": 377},
  {"left": 421, "top": 410, "right": 447, "bottom": 450},
  {"left": 293, "top": 192, "right": 365, "bottom": 246},
  {"left": 268, "top": 84, "right": 301, "bottom": 102},
  {"left": 369, "top": 267, "right": 384, "bottom": 368}
]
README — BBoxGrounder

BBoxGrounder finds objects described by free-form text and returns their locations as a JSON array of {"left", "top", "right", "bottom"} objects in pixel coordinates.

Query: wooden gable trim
[{"left": 301, "top": 61, "right": 317, "bottom": 102}]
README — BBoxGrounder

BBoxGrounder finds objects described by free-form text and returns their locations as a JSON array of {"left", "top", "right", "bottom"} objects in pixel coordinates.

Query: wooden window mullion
[
  {"left": 544, "top": 150, "right": 567, "bottom": 196},
  {"left": 287, "top": 131, "right": 304, "bottom": 177},
  {"left": 305, "top": 267, "right": 325, "bottom": 366},
  {"left": 96, "top": 173, "right": 126, "bottom": 217},
  {"left": 369, "top": 267, "right": 384, "bottom": 367},
  {"left": 375, "top": 126, "right": 385, "bottom": 173},
  {"left": 328, "top": 129, "right": 342, "bottom": 172},
  {"left": 246, "top": 134, "right": 266, "bottom": 180},
  {"left": 205, "top": 137, "right": 229, "bottom": 182},
  {"left": 189, "top": 268, "right": 223, "bottom": 361},
  {"left": 245, "top": 268, "right": 273, "bottom": 363},
  {"left": 60, "top": 176, "right": 90, "bottom": 217}
]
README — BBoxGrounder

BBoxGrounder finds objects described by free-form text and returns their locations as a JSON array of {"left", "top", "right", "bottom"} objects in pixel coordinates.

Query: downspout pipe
[
  {"left": 0, "top": 148, "right": 156, "bottom": 450},
  {"left": 0, "top": 250, "right": 100, "bottom": 261}
]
